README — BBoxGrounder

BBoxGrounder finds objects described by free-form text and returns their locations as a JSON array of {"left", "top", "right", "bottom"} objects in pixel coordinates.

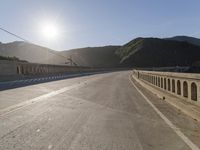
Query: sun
[{"left": 40, "top": 21, "right": 60, "bottom": 40}]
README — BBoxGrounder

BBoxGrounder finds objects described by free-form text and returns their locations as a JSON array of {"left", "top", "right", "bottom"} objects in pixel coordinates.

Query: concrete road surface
[{"left": 0, "top": 71, "right": 200, "bottom": 150}]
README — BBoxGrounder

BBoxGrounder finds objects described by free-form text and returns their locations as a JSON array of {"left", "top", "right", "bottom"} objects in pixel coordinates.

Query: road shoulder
[{"left": 130, "top": 74, "right": 200, "bottom": 148}]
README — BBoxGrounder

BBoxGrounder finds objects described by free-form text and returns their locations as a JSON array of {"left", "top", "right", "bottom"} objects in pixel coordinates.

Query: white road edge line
[{"left": 129, "top": 75, "right": 200, "bottom": 150}]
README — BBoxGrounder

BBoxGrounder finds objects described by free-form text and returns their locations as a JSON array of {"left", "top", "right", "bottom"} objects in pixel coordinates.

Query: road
[
  {"left": 0, "top": 71, "right": 200, "bottom": 150},
  {"left": 0, "top": 72, "right": 105, "bottom": 91}
]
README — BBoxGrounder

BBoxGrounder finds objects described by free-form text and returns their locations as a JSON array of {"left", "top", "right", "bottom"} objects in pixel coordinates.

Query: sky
[{"left": 0, "top": 0, "right": 200, "bottom": 50}]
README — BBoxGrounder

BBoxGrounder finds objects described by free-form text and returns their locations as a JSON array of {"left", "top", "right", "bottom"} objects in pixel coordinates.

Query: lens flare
[{"left": 40, "top": 21, "right": 60, "bottom": 40}]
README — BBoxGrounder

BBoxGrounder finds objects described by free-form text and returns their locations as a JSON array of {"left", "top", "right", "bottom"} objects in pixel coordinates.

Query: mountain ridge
[
  {"left": 1, "top": 35, "right": 200, "bottom": 68},
  {"left": 117, "top": 37, "right": 200, "bottom": 67},
  {"left": 165, "top": 35, "right": 200, "bottom": 46}
]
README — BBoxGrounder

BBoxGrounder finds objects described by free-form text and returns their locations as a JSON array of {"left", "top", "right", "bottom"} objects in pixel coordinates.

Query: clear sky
[{"left": 0, "top": 0, "right": 200, "bottom": 50}]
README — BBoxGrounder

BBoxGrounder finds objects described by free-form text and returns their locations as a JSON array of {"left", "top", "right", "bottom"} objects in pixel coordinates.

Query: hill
[
  {"left": 60, "top": 46, "right": 120, "bottom": 68},
  {"left": 166, "top": 36, "right": 200, "bottom": 46},
  {"left": 116, "top": 37, "right": 200, "bottom": 67},
  {"left": 2, "top": 36, "right": 200, "bottom": 69},
  {"left": 0, "top": 41, "right": 120, "bottom": 67},
  {"left": 0, "top": 41, "right": 62, "bottom": 64}
]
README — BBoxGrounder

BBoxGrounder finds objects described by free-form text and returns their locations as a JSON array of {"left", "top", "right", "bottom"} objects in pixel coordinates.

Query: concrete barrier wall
[
  {"left": 133, "top": 70, "right": 200, "bottom": 104},
  {"left": 0, "top": 61, "right": 17, "bottom": 75},
  {"left": 0, "top": 60, "right": 128, "bottom": 82},
  {"left": 0, "top": 60, "right": 92, "bottom": 76}
]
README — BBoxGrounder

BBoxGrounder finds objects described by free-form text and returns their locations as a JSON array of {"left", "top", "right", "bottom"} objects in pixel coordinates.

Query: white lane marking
[
  {"left": 0, "top": 76, "right": 102, "bottom": 117},
  {"left": 129, "top": 75, "right": 200, "bottom": 150},
  {"left": 0, "top": 84, "right": 78, "bottom": 117}
]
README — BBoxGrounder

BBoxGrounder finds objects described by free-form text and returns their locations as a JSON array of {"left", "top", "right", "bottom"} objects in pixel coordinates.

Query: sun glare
[{"left": 40, "top": 22, "right": 60, "bottom": 40}]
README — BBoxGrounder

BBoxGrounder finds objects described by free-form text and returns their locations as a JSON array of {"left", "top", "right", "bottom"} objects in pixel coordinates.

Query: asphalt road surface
[{"left": 0, "top": 71, "right": 200, "bottom": 150}]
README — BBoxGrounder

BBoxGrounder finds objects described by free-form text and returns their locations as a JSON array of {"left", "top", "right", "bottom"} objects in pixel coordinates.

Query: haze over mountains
[{"left": 1, "top": 36, "right": 200, "bottom": 68}]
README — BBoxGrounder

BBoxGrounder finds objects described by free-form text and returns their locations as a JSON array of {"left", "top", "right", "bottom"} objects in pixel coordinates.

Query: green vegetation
[
  {"left": 116, "top": 38, "right": 144, "bottom": 63},
  {"left": 0, "top": 55, "right": 27, "bottom": 62}
]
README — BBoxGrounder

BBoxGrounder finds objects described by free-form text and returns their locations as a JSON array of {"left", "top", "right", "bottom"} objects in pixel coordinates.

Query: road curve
[{"left": 0, "top": 71, "right": 199, "bottom": 150}]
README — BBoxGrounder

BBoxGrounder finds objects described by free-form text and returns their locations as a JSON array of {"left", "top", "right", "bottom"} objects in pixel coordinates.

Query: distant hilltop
[
  {"left": 1, "top": 36, "right": 200, "bottom": 68},
  {"left": 165, "top": 35, "right": 200, "bottom": 46}
]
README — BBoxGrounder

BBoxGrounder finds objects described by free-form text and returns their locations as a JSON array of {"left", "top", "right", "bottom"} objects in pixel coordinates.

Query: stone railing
[
  {"left": 133, "top": 70, "right": 200, "bottom": 104},
  {"left": 0, "top": 60, "right": 92, "bottom": 76}
]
